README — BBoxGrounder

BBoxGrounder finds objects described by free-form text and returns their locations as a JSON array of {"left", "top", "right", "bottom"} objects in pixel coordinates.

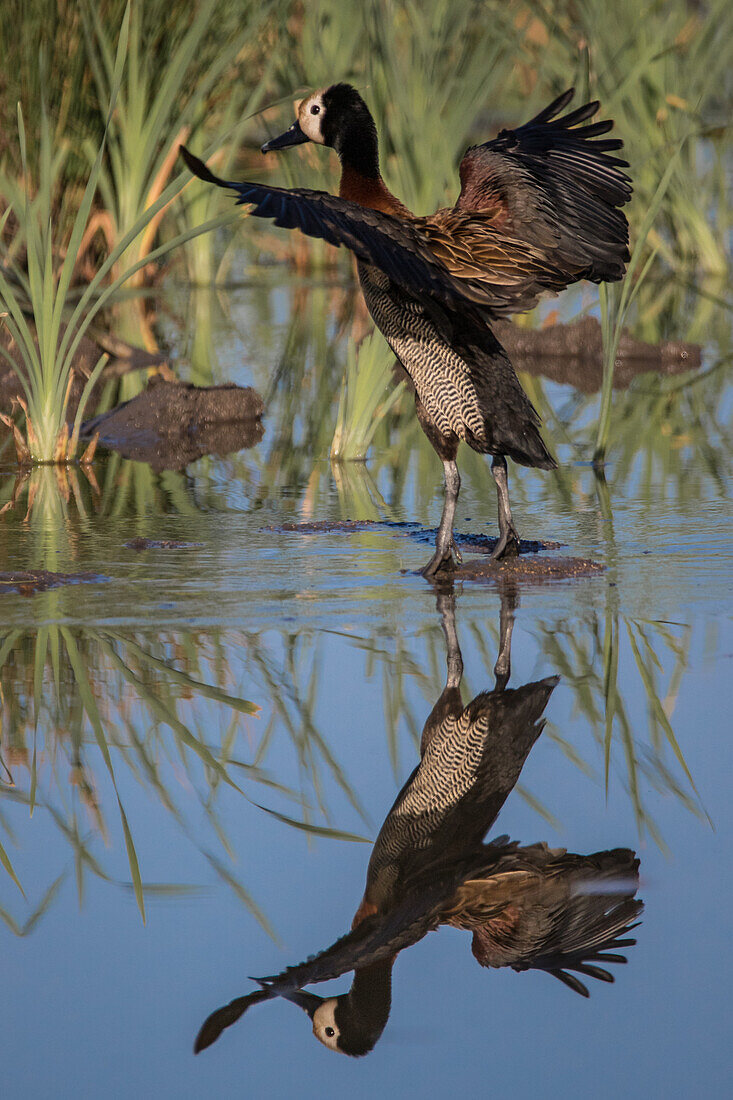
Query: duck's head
[
  {"left": 283, "top": 991, "right": 347, "bottom": 1054},
  {"left": 261, "top": 84, "right": 378, "bottom": 174},
  {"left": 282, "top": 968, "right": 390, "bottom": 1057}
]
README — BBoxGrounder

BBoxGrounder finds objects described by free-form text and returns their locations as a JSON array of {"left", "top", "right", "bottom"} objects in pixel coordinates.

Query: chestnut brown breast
[{"left": 339, "top": 166, "right": 411, "bottom": 217}]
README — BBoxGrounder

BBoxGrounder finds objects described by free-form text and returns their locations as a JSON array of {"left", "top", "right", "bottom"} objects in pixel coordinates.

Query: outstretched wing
[
  {"left": 468, "top": 847, "right": 642, "bottom": 996},
  {"left": 420, "top": 89, "right": 632, "bottom": 315},
  {"left": 255, "top": 839, "right": 525, "bottom": 995},
  {"left": 524, "top": 892, "right": 642, "bottom": 997},
  {"left": 192, "top": 839, "right": 517, "bottom": 1052},
  {"left": 254, "top": 876, "right": 451, "bottom": 993},
  {"left": 181, "top": 146, "right": 486, "bottom": 314}
]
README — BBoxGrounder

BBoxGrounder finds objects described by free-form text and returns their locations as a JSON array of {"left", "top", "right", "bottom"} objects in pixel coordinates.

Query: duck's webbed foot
[
  {"left": 490, "top": 454, "right": 521, "bottom": 561},
  {"left": 491, "top": 525, "right": 520, "bottom": 561},
  {"left": 422, "top": 534, "right": 462, "bottom": 578}
]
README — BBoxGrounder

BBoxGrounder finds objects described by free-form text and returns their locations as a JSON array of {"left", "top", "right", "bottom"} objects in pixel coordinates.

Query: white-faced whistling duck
[
  {"left": 193, "top": 592, "right": 642, "bottom": 1056},
  {"left": 181, "top": 85, "right": 632, "bottom": 576}
]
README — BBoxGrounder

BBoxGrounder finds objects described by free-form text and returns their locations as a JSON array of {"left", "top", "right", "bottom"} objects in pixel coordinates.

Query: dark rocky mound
[
  {"left": 493, "top": 316, "right": 700, "bottom": 392},
  {"left": 82, "top": 379, "right": 264, "bottom": 471},
  {"left": 0, "top": 570, "right": 107, "bottom": 595}
]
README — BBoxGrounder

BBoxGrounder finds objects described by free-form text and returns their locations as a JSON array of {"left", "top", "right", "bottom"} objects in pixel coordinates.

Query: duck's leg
[
  {"left": 422, "top": 459, "right": 463, "bottom": 577},
  {"left": 420, "top": 589, "right": 464, "bottom": 755},
  {"left": 437, "top": 590, "right": 463, "bottom": 689},
  {"left": 493, "top": 582, "right": 518, "bottom": 691},
  {"left": 415, "top": 397, "right": 462, "bottom": 577},
  {"left": 490, "top": 454, "right": 520, "bottom": 560}
]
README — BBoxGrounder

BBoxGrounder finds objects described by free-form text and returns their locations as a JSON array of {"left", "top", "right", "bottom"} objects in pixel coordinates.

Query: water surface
[{"left": 0, "top": 272, "right": 731, "bottom": 1098}]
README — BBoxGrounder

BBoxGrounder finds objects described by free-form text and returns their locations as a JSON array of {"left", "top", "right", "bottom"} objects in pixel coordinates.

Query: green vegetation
[
  {"left": 1, "top": 0, "right": 730, "bottom": 465},
  {"left": 0, "top": 620, "right": 265, "bottom": 927},
  {"left": 0, "top": 611, "right": 378, "bottom": 930},
  {"left": 0, "top": 3, "right": 249, "bottom": 461},
  {"left": 593, "top": 152, "right": 681, "bottom": 466},
  {"left": 331, "top": 332, "right": 405, "bottom": 461}
]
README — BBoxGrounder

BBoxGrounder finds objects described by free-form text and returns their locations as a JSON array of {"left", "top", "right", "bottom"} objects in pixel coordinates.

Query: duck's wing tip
[
  {"left": 179, "top": 145, "right": 233, "bottom": 189},
  {"left": 193, "top": 988, "right": 271, "bottom": 1053}
]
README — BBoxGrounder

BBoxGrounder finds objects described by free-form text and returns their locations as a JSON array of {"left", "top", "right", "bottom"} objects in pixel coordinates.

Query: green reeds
[
  {"left": 594, "top": 147, "right": 686, "bottom": 466},
  {"left": 535, "top": 607, "right": 702, "bottom": 850},
  {"left": 331, "top": 332, "right": 406, "bottom": 461},
  {"left": 0, "top": 621, "right": 274, "bottom": 925},
  {"left": 0, "top": 4, "right": 134, "bottom": 462},
  {"left": 82, "top": 0, "right": 271, "bottom": 278},
  {"left": 0, "top": 3, "right": 240, "bottom": 463},
  {"left": 364, "top": 0, "right": 514, "bottom": 212},
  {"left": 535, "top": 0, "right": 733, "bottom": 275}
]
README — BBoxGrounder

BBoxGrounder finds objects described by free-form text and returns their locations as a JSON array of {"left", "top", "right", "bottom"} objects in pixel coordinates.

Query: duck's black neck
[
  {"left": 336, "top": 114, "right": 408, "bottom": 216},
  {"left": 348, "top": 958, "right": 393, "bottom": 1016},
  {"left": 336, "top": 959, "right": 393, "bottom": 1054},
  {"left": 336, "top": 122, "right": 381, "bottom": 179}
]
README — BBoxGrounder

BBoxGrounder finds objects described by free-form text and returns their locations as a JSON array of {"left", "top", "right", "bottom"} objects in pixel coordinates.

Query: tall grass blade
[
  {"left": 625, "top": 621, "right": 700, "bottom": 796},
  {"left": 251, "top": 803, "right": 371, "bottom": 844},
  {"left": 0, "top": 836, "right": 25, "bottom": 896},
  {"left": 117, "top": 796, "right": 145, "bottom": 924},
  {"left": 594, "top": 145, "right": 687, "bottom": 464},
  {"left": 21, "top": 873, "right": 66, "bottom": 936}
]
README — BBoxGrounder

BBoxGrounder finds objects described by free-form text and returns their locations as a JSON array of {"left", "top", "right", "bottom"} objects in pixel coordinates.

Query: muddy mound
[
  {"left": 493, "top": 316, "right": 700, "bottom": 392},
  {"left": 82, "top": 379, "right": 264, "bottom": 471},
  {"left": 267, "top": 519, "right": 561, "bottom": 556},
  {"left": 422, "top": 555, "right": 605, "bottom": 583},
  {"left": 0, "top": 570, "right": 107, "bottom": 595}
]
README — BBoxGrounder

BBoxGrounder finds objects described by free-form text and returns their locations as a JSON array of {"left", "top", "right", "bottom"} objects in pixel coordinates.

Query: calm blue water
[{"left": 1, "top": 268, "right": 731, "bottom": 1098}]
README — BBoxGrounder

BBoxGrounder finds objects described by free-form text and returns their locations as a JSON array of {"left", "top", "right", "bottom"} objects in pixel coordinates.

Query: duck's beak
[
  {"left": 281, "top": 989, "right": 323, "bottom": 1019},
  {"left": 261, "top": 121, "right": 309, "bottom": 154}
]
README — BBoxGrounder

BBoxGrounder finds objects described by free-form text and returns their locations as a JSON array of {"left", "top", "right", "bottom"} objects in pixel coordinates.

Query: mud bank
[
  {"left": 0, "top": 570, "right": 107, "bottom": 595},
  {"left": 82, "top": 379, "right": 264, "bottom": 470}
]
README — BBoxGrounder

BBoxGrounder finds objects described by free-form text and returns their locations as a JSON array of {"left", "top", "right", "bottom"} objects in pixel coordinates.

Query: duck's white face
[
  {"left": 297, "top": 91, "right": 327, "bottom": 144},
  {"left": 311, "top": 997, "right": 341, "bottom": 1052}
]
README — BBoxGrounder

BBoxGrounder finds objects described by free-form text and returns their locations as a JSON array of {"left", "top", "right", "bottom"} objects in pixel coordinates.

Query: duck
[
  {"left": 181, "top": 85, "right": 631, "bottom": 575},
  {"left": 193, "top": 588, "right": 642, "bottom": 1055}
]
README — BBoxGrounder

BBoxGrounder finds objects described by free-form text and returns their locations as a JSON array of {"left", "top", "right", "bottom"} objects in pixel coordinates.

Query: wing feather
[
  {"left": 180, "top": 146, "right": 489, "bottom": 314},
  {"left": 440, "top": 89, "right": 632, "bottom": 313},
  {"left": 182, "top": 89, "right": 631, "bottom": 324},
  {"left": 466, "top": 847, "right": 642, "bottom": 994}
]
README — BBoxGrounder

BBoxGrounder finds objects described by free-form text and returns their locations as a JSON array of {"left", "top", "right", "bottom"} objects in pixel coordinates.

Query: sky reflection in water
[{"left": 0, "top": 274, "right": 731, "bottom": 1098}]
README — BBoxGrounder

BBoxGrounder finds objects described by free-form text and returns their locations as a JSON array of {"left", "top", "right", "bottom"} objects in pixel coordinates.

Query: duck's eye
[
  {"left": 325, "top": 1027, "right": 335, "bottom": 1037},
  {"left": 310, "top": 104, "right": 321, "bottom": 115}
]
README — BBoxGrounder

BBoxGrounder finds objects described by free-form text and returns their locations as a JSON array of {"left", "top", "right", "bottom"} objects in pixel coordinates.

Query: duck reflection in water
[{"left": 195, "top": 587, "right": 642, "bottom": 1057}]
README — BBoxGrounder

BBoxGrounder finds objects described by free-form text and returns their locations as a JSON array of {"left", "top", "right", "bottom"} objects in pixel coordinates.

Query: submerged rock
[
  {"left": 267, "top": 519, "right": 561, "bottom": 556},
  {"left": 82, "top": 379, "right": 264, "bottom": 471},
  {"left": 0, "top": 570, "right": 107, "bottom": 595},
  {"left": 124, "top": 538, "right": 202, "bottom": 550},
  {"left": 493, "top": 316, "right": 701, "bottom": 392}
]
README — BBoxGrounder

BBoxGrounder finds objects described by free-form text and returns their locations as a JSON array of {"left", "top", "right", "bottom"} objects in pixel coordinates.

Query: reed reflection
[{"left": 195, "top": 586, "right": 642, "bottom": 1056}]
